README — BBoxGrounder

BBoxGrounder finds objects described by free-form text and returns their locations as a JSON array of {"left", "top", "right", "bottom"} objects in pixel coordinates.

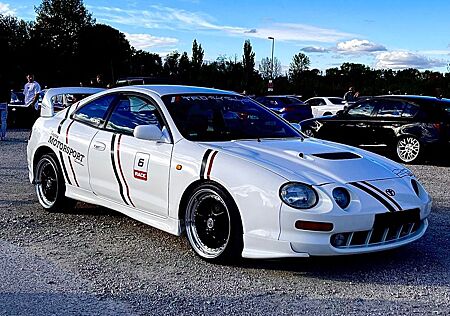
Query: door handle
[{"left": 93, "top": 141, "right": 106, "bottom": 151}]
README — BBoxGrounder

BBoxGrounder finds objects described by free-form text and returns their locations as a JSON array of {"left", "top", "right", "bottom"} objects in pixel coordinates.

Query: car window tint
[
  {"left": 329, "top": 98, "right": 344, "bottom": 105},
  {"left": 376, "top": 101, "right": 404, "bottom": 118},
  {"left": 73, "top": 95, "right": 116, "bottom": 127},
  {"left": 106, "top": 95, "right": 164, "bottom": 135},
  {"left": 401, "top": 102, "right": 419, "bottom": 118},
  {"left": 347, "top": 101, "right": 376, "bottom": 117},
  {"left": 163, "top": 94, "right": 300, "bottom": 141}
]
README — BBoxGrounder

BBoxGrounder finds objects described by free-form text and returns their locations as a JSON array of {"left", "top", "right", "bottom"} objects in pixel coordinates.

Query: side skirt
[{"left": 65, "top": 185, "right": 182, "bottom": 236}]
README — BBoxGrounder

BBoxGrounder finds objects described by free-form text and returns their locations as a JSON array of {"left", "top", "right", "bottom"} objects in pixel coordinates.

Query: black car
[
  {"left": 299, "top": 95, "right": 450, "bottom": 163},
  {"left": 255, "top": 95, "right": 313, "bottom": 123}
]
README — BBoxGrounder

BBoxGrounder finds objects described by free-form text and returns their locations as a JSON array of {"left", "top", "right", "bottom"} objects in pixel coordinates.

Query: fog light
[{"left": 332, "top": 233, "right": 347, "bottom": 247}]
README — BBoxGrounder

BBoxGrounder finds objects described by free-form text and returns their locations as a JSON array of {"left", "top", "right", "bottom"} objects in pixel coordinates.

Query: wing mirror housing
[{"left": 134, "top": 125, "right": 170, "bottom": 143}]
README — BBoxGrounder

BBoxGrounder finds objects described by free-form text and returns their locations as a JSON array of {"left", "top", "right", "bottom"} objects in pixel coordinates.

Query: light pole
[{"left": 268, "top": 36, "right": 275, "bottom": 79}]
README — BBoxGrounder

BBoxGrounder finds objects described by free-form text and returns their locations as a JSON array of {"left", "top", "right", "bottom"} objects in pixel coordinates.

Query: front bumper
[{"left": 241, "top": 179, "right": 432, "bottom": 259}]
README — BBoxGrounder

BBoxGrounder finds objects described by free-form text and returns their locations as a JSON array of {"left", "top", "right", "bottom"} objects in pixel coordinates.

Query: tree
[
  {"left": 191, "top": 39, "right": 204, "bottom": 82},
  {"left": 79, "top": 24, "right": 131, "bottom": 83},
  {"left": 130, "top": 49, "right": 162, "bottom": 77},
  {"left": 289, "top": 53, "right": 310, "bottom": 80},
  {"left": 35, "top": 0, "right": 94, "bottom": 55},
  {"left": 178, "top": 51, "right": 191, "bottom": 83},
  {"left": 242, "top": 40, "right": 255, "bottom": 91},
  {"left": 259, "top": 57, "right": 282, "bottom": 80},
  {"left": 164, "top": 51, "right": 180, "bottom": 77}
]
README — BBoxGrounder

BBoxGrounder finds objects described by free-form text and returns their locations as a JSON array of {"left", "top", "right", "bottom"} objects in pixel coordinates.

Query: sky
[{"left": 2, "top": 0, "right": 450, "bottom": 73}]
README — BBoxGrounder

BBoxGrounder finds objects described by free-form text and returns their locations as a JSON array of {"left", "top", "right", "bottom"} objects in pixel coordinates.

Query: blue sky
[{"left": 3, "top": 0, "right": 450, "bottom": 72}]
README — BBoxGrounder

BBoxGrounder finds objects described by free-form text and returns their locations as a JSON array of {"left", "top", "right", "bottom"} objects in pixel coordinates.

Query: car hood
[{"left": 202, "top": 138, "right": 405, "bottom": 185}]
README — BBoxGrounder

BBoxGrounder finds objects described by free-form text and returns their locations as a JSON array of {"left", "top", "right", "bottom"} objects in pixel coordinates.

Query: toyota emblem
[{"left": 385, "top": 189, "right": 396, "bottom": 197}]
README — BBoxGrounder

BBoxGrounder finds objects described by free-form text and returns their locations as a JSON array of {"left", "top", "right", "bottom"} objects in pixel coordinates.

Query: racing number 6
[{"left": 138, "top": 158, "right": 145, "bottom": 168}]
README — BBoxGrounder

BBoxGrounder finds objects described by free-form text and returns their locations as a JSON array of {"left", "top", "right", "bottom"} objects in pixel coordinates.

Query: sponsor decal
[
  {"left": 48, "top": 134, "right": 85, "bottom": 165},
  {"left": 133, "top": 152, "right": 150, "bottom": 181}
]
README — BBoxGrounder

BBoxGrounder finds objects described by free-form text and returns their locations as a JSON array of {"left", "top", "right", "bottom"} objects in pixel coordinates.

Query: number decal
[{"left": 133, "top": 153, "right": 150, "bottom": 181}]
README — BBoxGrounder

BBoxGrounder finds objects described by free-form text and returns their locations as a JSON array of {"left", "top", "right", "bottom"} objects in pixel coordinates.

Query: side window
[
  {"left": 105, "top": 95, "right": 165, "bottom": 135},
  {"left": 347, "top": 101, "right": 376, "bottom": 117},
  {"left": 73, "top": 95, "right": 116, "bottom": 127},
  {"left": 402, "top": 102, "right": 419, "bottom": 118},
  {"left": 376, "top": 101, "right": 404, "bottom": 118}
]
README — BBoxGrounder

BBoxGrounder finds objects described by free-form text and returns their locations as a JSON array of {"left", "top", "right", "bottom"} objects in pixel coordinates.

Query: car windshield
[{"left": 162, "top": 94, "right": 301, "bottom": 142}]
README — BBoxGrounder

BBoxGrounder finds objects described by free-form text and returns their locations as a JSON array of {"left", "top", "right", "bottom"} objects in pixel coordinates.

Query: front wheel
[
  {"left": 185, "top": 183, "right": 243, "bottom": 263},
  {"left": 396, "top": 136, "right": 422, "bottom": 163},
  {"left": 35, "top": 153, "right": 74, "bottom": 211}
]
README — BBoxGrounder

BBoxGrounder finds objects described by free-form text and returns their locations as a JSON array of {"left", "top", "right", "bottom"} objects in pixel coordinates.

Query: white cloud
[
  {"left": 301, "top": 46, "right": 330, "bottom": 53},
  {"left": 336, "top": 39, "right": 386, "bottom": 53},
  {"left": 375, "top": 51, "right": 447, "bottom": 70},
  {"left": 124, "top": 32, "right": 178, "bottom": 51},
  {"left": 90, "top": 5, "right": 355, "bottom": 43},
  {"left": 0, "top": 2, "right": 16, "bottom": 15}
]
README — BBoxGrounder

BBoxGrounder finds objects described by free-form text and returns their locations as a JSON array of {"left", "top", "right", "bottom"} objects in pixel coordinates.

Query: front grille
[{"left": 331, "top": 220, "right": 423, "bottom": 249}]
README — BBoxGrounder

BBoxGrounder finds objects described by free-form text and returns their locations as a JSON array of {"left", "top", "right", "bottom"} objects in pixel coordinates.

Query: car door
[
  {"left": 62, "top": 94, "right": 117, "bottom": 190},
  {"left": 88, "top": 93, "right": 173, "bottom": 217},
  {"left": 320, "top": 100, "right": 376, "bottom": 145},
  {"left": 372, "top": 100, "right": 413, "bottom": 145}
]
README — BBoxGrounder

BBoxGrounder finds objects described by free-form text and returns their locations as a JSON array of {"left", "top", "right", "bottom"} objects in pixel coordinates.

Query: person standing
[
  {"left": 343, "top": 86, "right": 355, "bottom": 103},
  {"left": 24, "top": 74, "right": 41, "bottom": 112}
]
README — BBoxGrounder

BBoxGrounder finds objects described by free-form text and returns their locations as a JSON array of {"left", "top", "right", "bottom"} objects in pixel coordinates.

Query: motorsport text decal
[{"left": 48, "top": 135, "right": 85, "bottom": 164}]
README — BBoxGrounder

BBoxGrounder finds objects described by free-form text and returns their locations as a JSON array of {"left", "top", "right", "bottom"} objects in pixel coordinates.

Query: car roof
[
  {"left": 375, "top": 95, "right": 450, "bottom": 105},
  {"left": 124, "top": 85, "right": 238, "bottom": 97}
]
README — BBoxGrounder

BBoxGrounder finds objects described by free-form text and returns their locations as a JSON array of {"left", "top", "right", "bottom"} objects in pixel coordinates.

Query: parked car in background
[
  {"left": 115, "top": 77, "right": 174, "bottom": 87},
  {"left": 255, "top": 95, "right": 313, "bottom": 122},
  {"left": 8, "top": 88, "right": 103, "bottom": 127},
  {"left": 299, "top": 95, "right": 450, "bottom": 163},
  {"left": 304, "top": 97, "right": 346, "bottom": 117}
]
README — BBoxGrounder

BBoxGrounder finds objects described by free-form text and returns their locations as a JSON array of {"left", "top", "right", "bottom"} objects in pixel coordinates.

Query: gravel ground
[{"left": 1, "top": 129, "right": 449, "bottom": 316}]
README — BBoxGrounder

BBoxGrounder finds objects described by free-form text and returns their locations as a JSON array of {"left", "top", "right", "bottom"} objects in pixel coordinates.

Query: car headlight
[
  {"left": 280, "top": 182, "right": 318, "bottom": 209},
  {"left": 332, "top": 187, "right": 351, "bottom": 209}
]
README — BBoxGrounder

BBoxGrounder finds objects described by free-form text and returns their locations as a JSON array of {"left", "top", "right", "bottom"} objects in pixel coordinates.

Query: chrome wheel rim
[
  {"left": 397, "top": 137, "right": 420, "bottom": 162},
  {"left": 185, "top": 188, "right": 230, "bottom": 259},
  {"left": 36, "top": 158, "right": 59, "bottom": 208}
]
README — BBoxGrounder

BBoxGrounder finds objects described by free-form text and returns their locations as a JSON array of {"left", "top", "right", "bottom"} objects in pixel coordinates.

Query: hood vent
[{"left": 312, "top": 152, "right": 361, "bottom": 160}]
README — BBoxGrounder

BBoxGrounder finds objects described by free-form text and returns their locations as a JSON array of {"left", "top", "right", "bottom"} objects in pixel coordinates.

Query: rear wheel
[
  {"left": 35, "top": 153, "right": 75, "bottom": 211},
  {"left": 185, "top": 183, "right": 243, "bottom": 263},
  {"left": 396, "top": 136, "right": 422, "bottom": 163}
]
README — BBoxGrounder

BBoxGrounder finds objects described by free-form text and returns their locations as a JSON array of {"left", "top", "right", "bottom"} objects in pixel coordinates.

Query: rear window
[{"left": 329, "top": 98, "right": 344, "bottom": 105}]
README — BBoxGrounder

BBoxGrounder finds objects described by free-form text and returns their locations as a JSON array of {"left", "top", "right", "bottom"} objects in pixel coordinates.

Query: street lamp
[{"left": 268, "top": 36, "right": 275, "bottom": 79}]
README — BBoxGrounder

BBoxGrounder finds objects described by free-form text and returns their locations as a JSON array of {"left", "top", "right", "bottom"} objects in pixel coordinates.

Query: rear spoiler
[{"left": 41, "top": 87, "right": 105, "bottom": 117}]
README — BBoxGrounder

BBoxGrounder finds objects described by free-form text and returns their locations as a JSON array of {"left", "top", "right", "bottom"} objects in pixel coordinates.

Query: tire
[
  {"left": 184, "top": 183, "right": 243, "bottom": 263},
  {"left": 396, "top": 136, "right": 422, "bottom": 163},
  {"left": 35, "top": 153, "right": 75, "bottom": 212}
]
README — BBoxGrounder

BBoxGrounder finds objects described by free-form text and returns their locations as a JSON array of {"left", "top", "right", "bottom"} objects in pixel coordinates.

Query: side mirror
[
  {"left": 291, "top": 123, "right": 301, "bottom": 130},
  {"left": 134, "top": 125, "right": 170, "bottom": 143}
]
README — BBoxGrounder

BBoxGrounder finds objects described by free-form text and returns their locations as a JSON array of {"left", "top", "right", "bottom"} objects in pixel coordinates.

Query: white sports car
[
  {"left": 27, "top": 85, "right": 432, "bottom": 263},
  {"left": 304, "top": 97, "right": 346, "bottom": 117}
]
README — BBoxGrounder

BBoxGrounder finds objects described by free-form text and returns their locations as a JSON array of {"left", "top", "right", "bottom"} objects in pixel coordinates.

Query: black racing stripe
[
  {"left": 57, "top": 108, "right": 71, "bottom": 134},
  {"left": 350, "top": 182, "right": 396, "bottom": 213},
  {"left": 362, "top": 181, "right": 402, "bottom": 211},
  {"left": 110, "top": 134, "right": 129, "bottom": 206},
  {"left": 59, "top": 151, "right": 72, "bottom": 185},
  {"left": 200, "top": 149, "right": 213, "bottom": 179}
]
